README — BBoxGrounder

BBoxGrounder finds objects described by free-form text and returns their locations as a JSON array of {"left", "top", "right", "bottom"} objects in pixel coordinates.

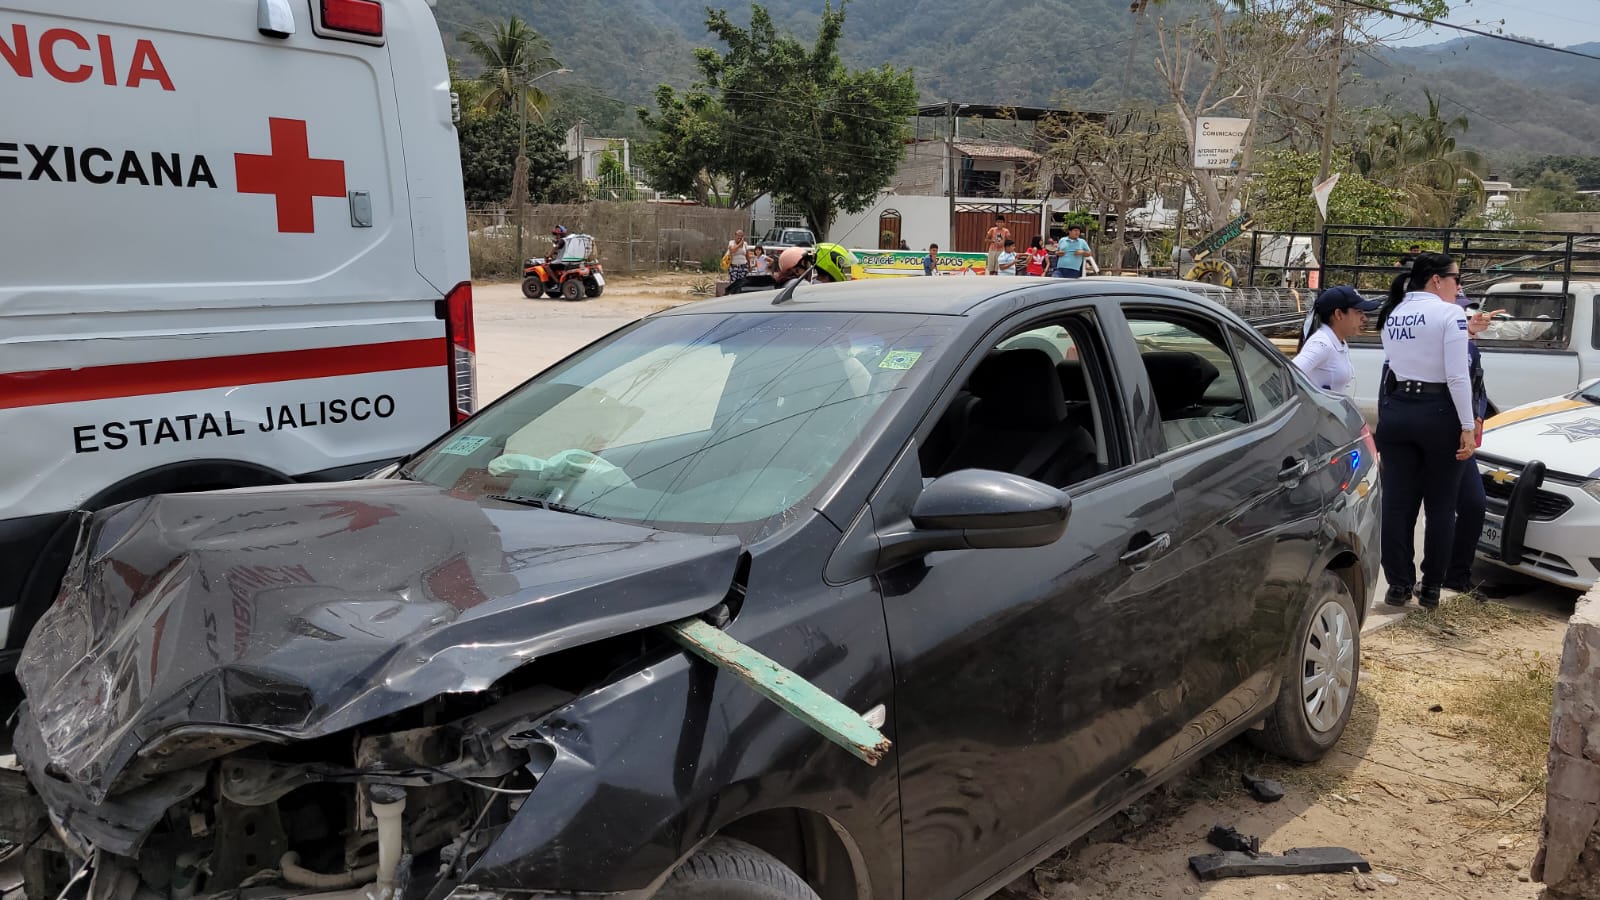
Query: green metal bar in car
[{"left": 661, "top": 617, "right": 892, "bottom": 766}]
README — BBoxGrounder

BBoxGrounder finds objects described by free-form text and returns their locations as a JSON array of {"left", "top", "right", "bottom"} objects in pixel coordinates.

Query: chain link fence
[{"left": 467, "top": 202, "right": 750, "bottom": 278}]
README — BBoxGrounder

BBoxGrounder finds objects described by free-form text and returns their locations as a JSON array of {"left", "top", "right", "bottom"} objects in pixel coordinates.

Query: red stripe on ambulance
[{"left": 0, "top": 338, "right": 444, "bottom": 409}]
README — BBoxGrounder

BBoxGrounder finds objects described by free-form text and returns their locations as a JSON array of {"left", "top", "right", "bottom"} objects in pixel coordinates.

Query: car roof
[{"left": 657, "top": 275, "right": 1231, "bottom": 317}]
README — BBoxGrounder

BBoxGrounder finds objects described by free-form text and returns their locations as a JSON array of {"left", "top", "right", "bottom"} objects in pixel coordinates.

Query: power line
[{"left": 1339, "top": 0, "right": 1600, "bottom": 61}]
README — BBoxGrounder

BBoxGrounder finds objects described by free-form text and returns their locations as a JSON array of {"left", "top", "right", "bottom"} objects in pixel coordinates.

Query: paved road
[{"left": 473, "top": 277, "right": 694, "bottom": 403}]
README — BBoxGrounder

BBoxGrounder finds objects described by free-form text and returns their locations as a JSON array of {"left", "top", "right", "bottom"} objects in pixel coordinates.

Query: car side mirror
[{"left": 877, "top": 469, "right": 1072, "bottom": 567}]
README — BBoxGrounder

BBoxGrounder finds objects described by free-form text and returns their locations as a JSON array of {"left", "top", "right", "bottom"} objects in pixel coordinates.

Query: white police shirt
[
  {"left": 1381, "top": 290, "right": 1474, "bottom": 430},
  {"left": 1292, "top": 324, "right": 1355, "bottom": 395}
]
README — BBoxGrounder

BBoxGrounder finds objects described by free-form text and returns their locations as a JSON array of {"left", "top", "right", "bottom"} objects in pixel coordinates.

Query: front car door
[{"left": 879, "top": 301, "right": 1205, "bottom": 900}]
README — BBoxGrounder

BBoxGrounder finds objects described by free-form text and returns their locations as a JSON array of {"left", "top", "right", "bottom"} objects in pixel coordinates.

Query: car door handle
[
  {"left": 1278, "top": 458, "right": 1311, "bottom": 484},
  {"left": 1119, "top": 532, "right": 1171, "bottom": 568}
]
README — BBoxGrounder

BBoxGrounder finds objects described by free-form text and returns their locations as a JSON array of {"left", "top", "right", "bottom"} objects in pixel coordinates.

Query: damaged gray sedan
[{"left": 3, "top": 278, "right": 1378, "bottom": 900}]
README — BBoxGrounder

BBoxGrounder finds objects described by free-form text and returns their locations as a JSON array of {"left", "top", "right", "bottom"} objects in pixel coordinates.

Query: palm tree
[
  {"left": 1356, "top": 90, "right": 1484, "bottom": 226},
  {"left": 460, "top": 17, "right": 562, "bottom": 121},
  {"left": 1356, "top": 89, "right": 1491, "bottom": 225}
]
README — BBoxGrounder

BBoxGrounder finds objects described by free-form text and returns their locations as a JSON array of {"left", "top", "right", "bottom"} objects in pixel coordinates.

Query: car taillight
[
  {"left": 320, "top": 0, "right": 382, "bottom": 37},
  {"left": 443, "top": 282, "right": 475, "bottom": 424}
]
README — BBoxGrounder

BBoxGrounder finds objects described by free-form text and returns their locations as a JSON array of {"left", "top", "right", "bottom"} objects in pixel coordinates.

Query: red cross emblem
[{"left": 235, "top": 117, "right": 347, "bottom": 233}]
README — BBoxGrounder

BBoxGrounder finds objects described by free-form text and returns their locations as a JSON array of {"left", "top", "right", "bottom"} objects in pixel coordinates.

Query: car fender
[{"left": 459, "top": 574, "right": 900, "bottom": 899}]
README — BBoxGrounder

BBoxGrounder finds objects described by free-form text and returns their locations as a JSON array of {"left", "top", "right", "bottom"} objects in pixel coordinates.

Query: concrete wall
[
  {"left": 829, "top": 194, "right": 951, "bottom": 251},
  {"left": 1535, "top": 583, "right": 1600, "bottom": 898},
  {"left": 1542, "top": 213, "right": 1600, "bottom": 234}
]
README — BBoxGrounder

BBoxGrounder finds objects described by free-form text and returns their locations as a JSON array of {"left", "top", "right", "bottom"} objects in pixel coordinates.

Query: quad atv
[{"left": 522, "top": 233, "right": 605, "bottom": 300}]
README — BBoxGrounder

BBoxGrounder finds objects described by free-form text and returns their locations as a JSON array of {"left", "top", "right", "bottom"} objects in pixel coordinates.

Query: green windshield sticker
[
  {"left": 439, "top": 435, "right": 491, "bottom": 456},
  {"left": 879, "top": 350, "right": 922, "bottom": 370}
]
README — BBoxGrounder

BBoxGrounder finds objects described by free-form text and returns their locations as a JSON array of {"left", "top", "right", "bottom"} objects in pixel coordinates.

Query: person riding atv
[
  {"left": 726, "top": 243, "right": 857, "bottom": 294},
  {"left": 522, "top": 227, "right": 606, "bottom": 300}
]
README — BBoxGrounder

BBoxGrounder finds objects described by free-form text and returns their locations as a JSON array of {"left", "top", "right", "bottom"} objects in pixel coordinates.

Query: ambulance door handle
[{"left": 259, "top": 0, "right": 296, "bottom": 37}]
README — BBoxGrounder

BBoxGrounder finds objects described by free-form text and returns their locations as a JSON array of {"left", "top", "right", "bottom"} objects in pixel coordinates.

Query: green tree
[
  {"left": 456, "top": 106, "right": 566, "bottom": 204},
  {"left": 460, "top": 17, "right": 562, "bottom": 121},
  {"left": 1248, "top": 149, "right": 1404, "bottom": 231},
  {"left": 638, "top": 3, "right": 917, "bottom": 238},
  {"left": 1506, "top": 156, "right": 1600, "bottom": 192},
  {"left": 637, "top": 84, "right": 736, "bottom": 205},
  {"left": 1523, "top": 170, "right": 1600, "bottom": 216},
  {"left": 594, "top": 141, "right": 637, "bottom": 200}
]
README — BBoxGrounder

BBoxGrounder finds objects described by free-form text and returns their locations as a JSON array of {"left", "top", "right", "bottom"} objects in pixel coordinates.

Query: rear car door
[{"left": 1118, "top": 304, "right": 1328, "bottom": 695}]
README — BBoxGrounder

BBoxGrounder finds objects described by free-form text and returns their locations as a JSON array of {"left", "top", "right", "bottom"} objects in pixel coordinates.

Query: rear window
[{"left": 1350, "top": 290, "right": 1572, "bottom": 349}]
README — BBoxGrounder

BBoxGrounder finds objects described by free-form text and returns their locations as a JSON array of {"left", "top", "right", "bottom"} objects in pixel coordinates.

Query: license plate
[
  {"left": 593, "top": 272, "right": 605, "bottom": 287},
  {"left": 1480, "top": 516, "right": 1503, "bottom": 552}
]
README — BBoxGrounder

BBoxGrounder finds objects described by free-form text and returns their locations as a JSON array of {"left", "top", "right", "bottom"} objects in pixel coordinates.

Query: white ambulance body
[{"left": 0, "top": 0, "right": 472, "bottom": 668}]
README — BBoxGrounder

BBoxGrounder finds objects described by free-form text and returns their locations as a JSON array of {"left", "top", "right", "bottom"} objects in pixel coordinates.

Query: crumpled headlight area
[{"left": 18, "top": 683, "right": 568, "bottom": 900}]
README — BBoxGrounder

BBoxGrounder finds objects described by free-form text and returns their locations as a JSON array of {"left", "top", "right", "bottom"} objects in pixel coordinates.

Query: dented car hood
[{"left": 17, "top": 480, "right": 742, "bottom": 803}]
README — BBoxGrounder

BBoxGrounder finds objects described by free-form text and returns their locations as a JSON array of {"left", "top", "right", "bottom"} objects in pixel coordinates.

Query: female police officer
[
  {"left": 1377, "top": 252, "right": 1475, "bottom": 608},
  {"left": 1292, "top": 285, "right": 1381, "bottom": 394}
]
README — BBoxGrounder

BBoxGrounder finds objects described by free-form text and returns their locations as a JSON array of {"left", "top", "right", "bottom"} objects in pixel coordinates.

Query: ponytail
[
  {"left": 1378, "top": 272, "right": 1407, "bottom": 330},
  {"left": 1378, "top": 251, "right": 1455, "bottom": 327}
]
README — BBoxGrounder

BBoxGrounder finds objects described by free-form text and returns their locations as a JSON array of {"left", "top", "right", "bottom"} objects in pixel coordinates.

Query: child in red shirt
[{"left": 1024, "top": 236, "right": 1050, "bottom": 276}]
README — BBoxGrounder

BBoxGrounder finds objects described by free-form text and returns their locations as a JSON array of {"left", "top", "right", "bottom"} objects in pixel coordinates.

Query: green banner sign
[{"left": 1192, "top": 212, "right": 1254, "bottom": 261}]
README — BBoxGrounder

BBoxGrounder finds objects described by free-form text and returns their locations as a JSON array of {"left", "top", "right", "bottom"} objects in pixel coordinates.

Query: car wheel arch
[
  {"left": 678, "top": 807, "right": 870, "bottom": 900},
  {"left": 1321, "top": 548, "right": 1367, "bottom": 625}
]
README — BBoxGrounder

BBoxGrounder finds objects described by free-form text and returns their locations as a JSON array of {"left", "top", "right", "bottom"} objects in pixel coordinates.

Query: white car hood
[{"left": 1481, "top": 396, "right": 1600, "bottom": 478}]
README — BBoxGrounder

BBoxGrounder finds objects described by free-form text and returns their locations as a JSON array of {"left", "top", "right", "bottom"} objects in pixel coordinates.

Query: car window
[
  {"left": 1229, "top": 328, "right": 1296, "bottom": 414},
  {"left": 920, "top": 313, "right": 1122, "bottom": 488},
  {"left": 405, "top": 312, "right": 958, "bottom": 539},
  {"left": 1124, "top": 311, "right": 1251, "bottom": 451}
]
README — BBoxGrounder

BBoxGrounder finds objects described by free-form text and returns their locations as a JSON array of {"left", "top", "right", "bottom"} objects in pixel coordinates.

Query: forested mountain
[{"left": 436, "top": 0, "right": 1600, "bottom": 164}]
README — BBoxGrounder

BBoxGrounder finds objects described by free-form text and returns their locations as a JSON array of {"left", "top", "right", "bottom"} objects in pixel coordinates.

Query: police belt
[{"left": 1383, "top": 372, "right": 1448, "bottom": 396}]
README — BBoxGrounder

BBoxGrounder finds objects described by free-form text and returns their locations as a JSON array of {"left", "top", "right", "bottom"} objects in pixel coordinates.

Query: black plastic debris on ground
[
  {"left": 1189, "top": 847, "right": 1372, "bottom": 880},
  {"left": 1242, "top": 773, "right": 1285, "bottom": 803},
  {"left": 1207, "top": 825, "right": 1261, "bottom": 856}
]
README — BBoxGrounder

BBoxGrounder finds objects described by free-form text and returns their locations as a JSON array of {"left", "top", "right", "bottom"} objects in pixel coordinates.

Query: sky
[{"left": 1391, "top": 0, "right": 1600, "bottom": 48}]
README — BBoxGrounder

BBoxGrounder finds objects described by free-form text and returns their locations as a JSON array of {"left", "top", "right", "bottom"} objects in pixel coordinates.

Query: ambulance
[{"left": 0, "top": 0, "right": 472, "bottom": 671}]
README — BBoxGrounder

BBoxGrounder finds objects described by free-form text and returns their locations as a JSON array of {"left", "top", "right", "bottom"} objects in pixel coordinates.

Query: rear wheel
[
  {"left": 521, "top": 277, "right": 542, "bottom": 299},
  {"left": 1249, "top": 570, "right": 1360, "bottom": 761},
  {"left": 561, "top": 278, "right": 587, "bottom": 301},
  {"left": 655, "top": 837, "right": 819, "bottom": 900},
  {"left": 587, "top": 278, "right": 604, "bottom": 298}
]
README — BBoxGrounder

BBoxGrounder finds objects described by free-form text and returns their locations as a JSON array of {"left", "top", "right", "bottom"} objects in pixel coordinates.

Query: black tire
[
  {"left": 521, "top": 277, "right": 542, "bottom": 299},
  {"left": 561, "top": 278, "right": 587, "bottom": 301},
  {"left": 1249, "top": 570, "right": 1360, "bottom": 762},
  {"left": 588, "top": 279, "right": 604, "bottom": 298},
  {"left": 655, "top": 837, "right": 819, "bottom": 900}
]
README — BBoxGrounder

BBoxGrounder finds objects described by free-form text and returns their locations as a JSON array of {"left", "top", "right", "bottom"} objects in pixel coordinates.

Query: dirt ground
[{"left": 998, "top": 581, "right": 1576, "bottom": 900}]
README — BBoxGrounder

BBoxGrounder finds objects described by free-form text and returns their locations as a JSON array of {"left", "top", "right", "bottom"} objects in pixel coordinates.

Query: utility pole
[
  {"left": 515, "top": 69, "right": 529, "bottom": 267},
  {"left": 1315, "top": 0, "right": 1347, "bottom": 229},
  {"left": 946, "top": 100, "right": 957, "bottom": 251}
]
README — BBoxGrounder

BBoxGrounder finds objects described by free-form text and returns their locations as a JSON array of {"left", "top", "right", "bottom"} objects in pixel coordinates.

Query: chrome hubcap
[{"left": 1302, "top": 600, "right": 1355, "bottom": 733}]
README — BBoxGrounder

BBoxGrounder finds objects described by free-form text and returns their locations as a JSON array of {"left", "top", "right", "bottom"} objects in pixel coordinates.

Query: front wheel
[
  {"left": 655, "top": 837, "right": 819, "bottom": 900},
  {"left": 1249, "top": 570, "right": 1360, "bottom": 761},
  {"left": 521, "top": 277, "right": 542, "bottom": 299}
]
